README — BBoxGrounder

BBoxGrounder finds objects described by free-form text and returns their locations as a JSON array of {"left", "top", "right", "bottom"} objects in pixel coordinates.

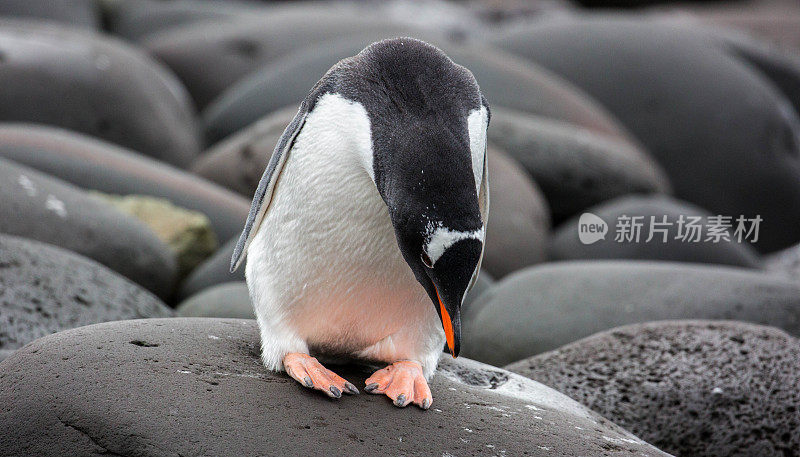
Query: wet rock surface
[
  {"left": 0, "top": 318, "right": 670, "bottom": 457},
  {"left": 0, "top": 234, "right": 172, "bottom": 352},
  {"left": 0, "top": 124, "right": 249, "bottom": 242},
  {"left": 0, "top": 158, "right": 177, "bottom": 300},
  {"left": 462, "top": 261, "right": 800, "bottom": 366},
  {"left": 0, "top": 21, "right": 200, "bottom": 167},
  {"left": 492, "top": 17, "right": 800, "bottom": 252},
  {"left": 551, "top": 195, "right": 762, "bottom": 267},
  {"left": 507, "top": 320, "right": 800, "bottom": 457}
]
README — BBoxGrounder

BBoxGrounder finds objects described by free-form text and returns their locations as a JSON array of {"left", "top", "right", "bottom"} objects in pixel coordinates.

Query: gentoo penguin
[{"left": 230, "top": 37, "right": 489, "bottom": 409}]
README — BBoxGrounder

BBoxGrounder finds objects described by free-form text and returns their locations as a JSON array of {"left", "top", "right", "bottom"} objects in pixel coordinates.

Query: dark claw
[
  {"left": 422, "top": 398, "right": 431, "bottom": 410},
  {"left": 304, "top": 377, "right": 314, "bottom": 388},
  {"left": 365, "top": 383, "right": 379, "bottom": 393},
  {"left": 394, "top": 394, "right": 407, "bottom": 407},
  {"left": 344, "top": 382, "right": 360, "bottom": 395},
  {"left": 329, "top": 386, "right": 342, "bottom": 398}
]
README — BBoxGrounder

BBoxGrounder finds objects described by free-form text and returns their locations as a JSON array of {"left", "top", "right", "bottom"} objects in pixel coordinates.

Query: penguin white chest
[{"left": 245, "top": 94, "right": 441, "bottom": 361}]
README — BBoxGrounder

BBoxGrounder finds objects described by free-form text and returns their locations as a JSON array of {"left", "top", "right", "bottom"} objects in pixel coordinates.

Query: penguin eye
[{"left": 421, "top": 252, "right": 433, "bottom": 268}]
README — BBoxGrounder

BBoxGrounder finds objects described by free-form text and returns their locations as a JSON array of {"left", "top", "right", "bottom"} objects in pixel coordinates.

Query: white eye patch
[{"left": 423, "top": 225, "right": 485, "bottom": 266}]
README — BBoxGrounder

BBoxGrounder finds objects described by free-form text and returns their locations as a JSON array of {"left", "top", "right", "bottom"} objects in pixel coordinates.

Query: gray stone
[
  {"left": 0, "top": 318, "right": 670, "bottom": 457},
  {"left": 507, "top": 320, "right": 800, "bottom": 457},
  {"left": 92, "top": 193, "right": 219, "bottom": 280},
  {"left": 106, "top": 0, "right": 260, "bottom": 41},
  {"left": 0, "top": 20, "right": 200, "bottom": 167},
  {"left": 461, "top": 270, "right": 495, "bottom": 313},
  {"left": 484, "top": 145, "right": 551, "bottom": 277},
  {"left": 488, "top": 107, "right": 671, "bottom": 222},
  {"left": 462, "top": 261, "right": 800, "bottom": 366},
  {"left": 0, "top": 0, "right": 99, "bottom": 29},
  {"left": 179, "top": 237, "right": 245, "bottom": 301},
  {"left": 492, "top": 17, "right": 800, "bottom": 252},
  {"left": 0, "top": 124, "right": 250, "bottom": 242},
  {"left": 176, "top": 282, "right": 253, "bottom": 319},
  {"left": 0, "top": 234, "right": 172, "bottom": 352},
  {"left": 551, "top": 195, "right": 762, "bottom": 267},
  {"left": 203, "top": 35, "right": 632, "bottom": 144},
  {"left": 764, "top": 241, "right": 800, "bottom": 282},
  {"left": 144, "top": 8, "right": 433, "bottom": 110},
  {"left": 0, "top": 350, "right": 16, "bottom": 363},
  {"left": 0, "top": 158, "right": 177, "bottom": 300}
]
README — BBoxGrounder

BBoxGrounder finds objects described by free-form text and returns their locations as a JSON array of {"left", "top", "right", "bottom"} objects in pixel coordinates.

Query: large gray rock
[
  {"left": 507, "top": 320, "right": 800, "bottom": 457},
  {"left": 484, "top": 145, "right": 550, "bottom": 277},
  {"left": 0, "top": 124, "right": 249, "bottom": 242},
  {"left": 179, "top": 237, "right": 244, "bottom": 301},
  {"left": 462, "top": 261, "right": 800, "bottom": 366},
  {"left": 203, "top": 35, "right": 632, "bottom": 144},
  {"left": 0, "top": 21, "right": 200, "bottom": 167},
  {"left": 176, "top": 282, "right": 253, "bottom": 319},
  {"left": 0, "top": 234, "right": 172, "bottom": 352},
  {"left": 492, "top": 17, "right": 800, "bottom": 252},
  {"left": 106, "top": 0, "right": 261, "bottom": 41},
  {"left": 488, "top": 107, "right": 671, "bottom": 222},
  {"left": 0, "top": 0, "right": 98, "bottom": 29},
  {"left": 551, "top": 195, "right": 762, "bottom": 267},
  {"left": 144, "top": 8, "right": 432, "bottom": 110},
  {"left": 0, "top": 318, "right": 671, "bottom": 457},
  {"left": 0, "top": 158, "right": 177, "bottom": 300}
]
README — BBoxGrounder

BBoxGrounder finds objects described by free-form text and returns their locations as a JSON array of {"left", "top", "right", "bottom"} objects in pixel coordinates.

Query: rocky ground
[{"left": 1, "top": 0, "right": 799, "bottom": 456}]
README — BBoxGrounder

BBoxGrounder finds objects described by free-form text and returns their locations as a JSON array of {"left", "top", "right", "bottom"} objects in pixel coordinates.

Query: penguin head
[{"left": 330, "top": 38, "right": 490, "bottom": 357}]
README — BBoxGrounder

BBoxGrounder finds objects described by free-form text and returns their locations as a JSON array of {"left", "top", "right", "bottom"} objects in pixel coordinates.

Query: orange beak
[{"left": 435, "top": 287, "right": 457, "bottom": 358}]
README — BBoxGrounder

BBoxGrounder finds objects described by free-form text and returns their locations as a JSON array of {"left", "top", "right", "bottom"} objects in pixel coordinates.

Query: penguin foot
[
  {"left": 364, "top": 360, "right": 432, "bottom": 409},
  {"left": 283, "top": 353, "right": 359, "bottom": 398}
]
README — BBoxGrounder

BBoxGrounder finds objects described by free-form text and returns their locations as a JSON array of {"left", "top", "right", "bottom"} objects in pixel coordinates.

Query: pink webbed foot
[
  {"left": 283, "top": 353, "right": 359, "bottom": 398},
  {"left": 364, "top": 360, "right": 432, "bottom": 409}
]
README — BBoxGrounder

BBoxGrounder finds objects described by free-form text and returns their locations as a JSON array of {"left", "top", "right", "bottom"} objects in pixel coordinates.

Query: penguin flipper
[{"left": 230, "top": 103, "right": 308, "bottom": 272}]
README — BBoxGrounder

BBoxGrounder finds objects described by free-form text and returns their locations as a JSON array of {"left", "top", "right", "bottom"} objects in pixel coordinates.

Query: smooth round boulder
[
  {"left": 0, "top": 20, "right": 200, "bottom": 167},
  {"left": 0, "top": 0, "right": 99, "bottom": 29},
  {"left": 106, "top": 0, "right": 261, "bottom": 41},
  {"left": 551, "top": 195, "right": 762, "bottom": 267},
  {"left": 176, "top": 282, "right": 253, "bottom": 319},
  {"left": 144, "top": 8, "right": 432, "bottom": 110},
  {"left": 507, "top": 320, "right": 800, "bottom": 457},
  {"left": 203, "top": 35, "right": 631, "bottom": 144},
  {"left": 0, "top": 234, "right": 172, "bottom": 353},
  {"left": 179, "top": 237, "right": 245, "bottom": 301},
  {"left": 484, "top": 145, "right": 551, "bottom": 277},
  {"left": 491, "top": 17, "right": 800, "bottom": 252},
  {"left": 488, "top": 107, "right": 671, "bottom": 222},
  {"left": 0, "top": 318, "right": 671, "bottom": 457},
  {"left": 0, "top": 158, "right": 177, "bottom": 300},
  {"left": 193, "top": 107, "right": 296, "bottom": 197},
  {"left": 0, "top": 124, "right": 249, "bottom": 242},
  {"left": 462, "top": 261, "right": 800, "bottom": 366},
  {"left": 764, "top": 241, "right": 800, "bottom": 282}
]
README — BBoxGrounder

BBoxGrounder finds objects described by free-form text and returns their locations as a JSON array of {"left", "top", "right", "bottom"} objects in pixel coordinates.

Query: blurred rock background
[{"left": 0, "top": 0, "right": 799, "bottom": 455}]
